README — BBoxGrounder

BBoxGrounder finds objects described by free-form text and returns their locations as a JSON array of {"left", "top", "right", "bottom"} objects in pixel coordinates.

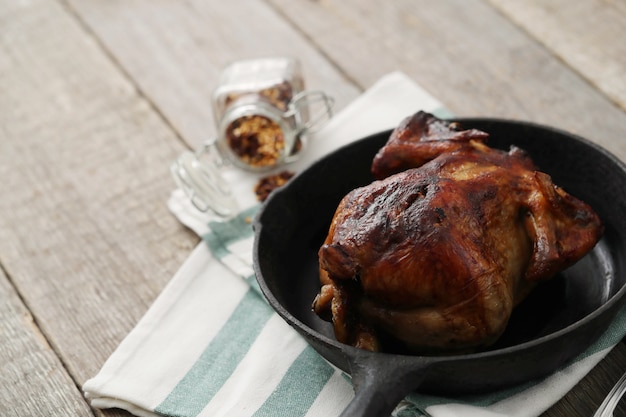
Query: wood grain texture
[
  {"left": 489, "top": 0, "right": 626, "bottom": 112},
  {"left": 63, "top": 0, "right": 362, "bottom": 149},
  {"left": 0, "top": 267, "right": 95, "bottom": 416},
  {"left": 0, "top": 0, "right": 196, "bottom": 390},
  {"left": 266, "top": 0, "right": 626, "bottom": 162}
]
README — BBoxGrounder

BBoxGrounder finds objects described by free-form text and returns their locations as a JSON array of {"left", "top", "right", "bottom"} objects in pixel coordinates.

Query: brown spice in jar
[
  {"left": 255, "top": 170, "right": 295, "bottom": 202},
  {"left": 257, "top": 82, "right": 293, "bottom": 111},
  {"left": 226, "top": 115, "right": 285, "bottom": 167}
]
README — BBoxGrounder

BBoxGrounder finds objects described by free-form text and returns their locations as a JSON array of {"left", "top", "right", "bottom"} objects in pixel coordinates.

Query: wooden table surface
[{"left": 2, "top": 1, "right": 626, "bottom": 416}]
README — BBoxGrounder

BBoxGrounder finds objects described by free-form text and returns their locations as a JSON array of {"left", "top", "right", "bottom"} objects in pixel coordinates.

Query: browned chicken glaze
[{"left": 313, "top": 111, "right": 603, "bottom": 353}]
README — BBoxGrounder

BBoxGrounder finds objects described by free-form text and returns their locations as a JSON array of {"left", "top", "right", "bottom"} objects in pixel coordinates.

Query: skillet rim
[{"left": 252, "top": 116, "right": 626, "bottom": 362}]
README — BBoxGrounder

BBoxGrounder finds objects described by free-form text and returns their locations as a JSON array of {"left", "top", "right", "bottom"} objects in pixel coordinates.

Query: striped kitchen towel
[
  {"left": 83, "top": 72, "right": 626, "bottom": 417},
  {"left": 172, "top": 198, "right": 626, "bottom": 417}
]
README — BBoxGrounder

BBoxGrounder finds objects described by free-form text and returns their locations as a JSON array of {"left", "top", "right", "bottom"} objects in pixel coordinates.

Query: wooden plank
[
  {"left": 0, "top": 267, "right": 94, "bottom": 416},
  {"left": 63, "top": 0, "right": 362, "bottom": 149},
  {"left": 0, "top": 0, "right": 196, "bottom": 395},
  {"left": 266, "top": 0, "right": 626, "bottom": 162},
  {"left": 488, "top": 0, "right": 626, "bottom": 113}
]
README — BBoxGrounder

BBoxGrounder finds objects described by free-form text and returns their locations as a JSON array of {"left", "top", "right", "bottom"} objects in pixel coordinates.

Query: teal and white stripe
[
  {"left": 203, "top": 205, "right": 259, "bottom": 290},
  {"left": 152, "top": 207, "right": 354, "bottom": 417}
]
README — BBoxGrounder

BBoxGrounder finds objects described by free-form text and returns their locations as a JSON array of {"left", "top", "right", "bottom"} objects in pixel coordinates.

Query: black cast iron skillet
[{"left": 252, "top": 119, "right": 626, "bottom": 417}]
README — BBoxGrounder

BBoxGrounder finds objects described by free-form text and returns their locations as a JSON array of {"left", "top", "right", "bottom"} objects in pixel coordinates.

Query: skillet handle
[{"left": 339, "top": 352, "right": 432, "bottom": 417}]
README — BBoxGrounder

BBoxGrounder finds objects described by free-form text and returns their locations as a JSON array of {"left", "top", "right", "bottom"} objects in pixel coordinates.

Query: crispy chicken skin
[
  {"left": 371, "top": 110, "right": 490, "bottom": 179},
  {"left": 313, "top": 112, "right": 603, "bottom": 353}
]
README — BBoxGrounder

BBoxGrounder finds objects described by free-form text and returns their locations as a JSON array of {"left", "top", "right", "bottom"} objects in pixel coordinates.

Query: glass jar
[
  {"left": 212, "top": 57, "right": 332, "bottom": 171},
  {"left": 170, "top": 57, "right": 333, "bottom": 218}
]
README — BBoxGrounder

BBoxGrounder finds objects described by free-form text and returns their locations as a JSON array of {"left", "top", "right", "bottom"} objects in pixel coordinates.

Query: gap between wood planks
[{"left": 56, "top": 0, "right": 194, "bottom": 153}]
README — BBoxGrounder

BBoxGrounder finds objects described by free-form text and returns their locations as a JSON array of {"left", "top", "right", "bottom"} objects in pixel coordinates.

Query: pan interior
[{"left": 255, "top": 119, "right": 626, "bottom": 355}]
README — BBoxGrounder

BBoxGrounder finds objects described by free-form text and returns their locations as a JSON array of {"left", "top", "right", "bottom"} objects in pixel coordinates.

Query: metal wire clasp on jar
[{"left": 170, "top": 57, "right": 334, "bottom": 218}]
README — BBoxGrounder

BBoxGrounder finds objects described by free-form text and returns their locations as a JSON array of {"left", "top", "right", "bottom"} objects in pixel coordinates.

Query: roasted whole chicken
[{"left": 313, "top": 111, "right": 603, "bottom": 353}]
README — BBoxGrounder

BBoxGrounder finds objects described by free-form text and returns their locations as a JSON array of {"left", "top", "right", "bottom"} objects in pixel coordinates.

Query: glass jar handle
[
  {"left": 289, "top": 90, "right": 334, "bottom": 134},
  {"left": 170, "top": 141, "right": 238, "bottom": 218}
]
